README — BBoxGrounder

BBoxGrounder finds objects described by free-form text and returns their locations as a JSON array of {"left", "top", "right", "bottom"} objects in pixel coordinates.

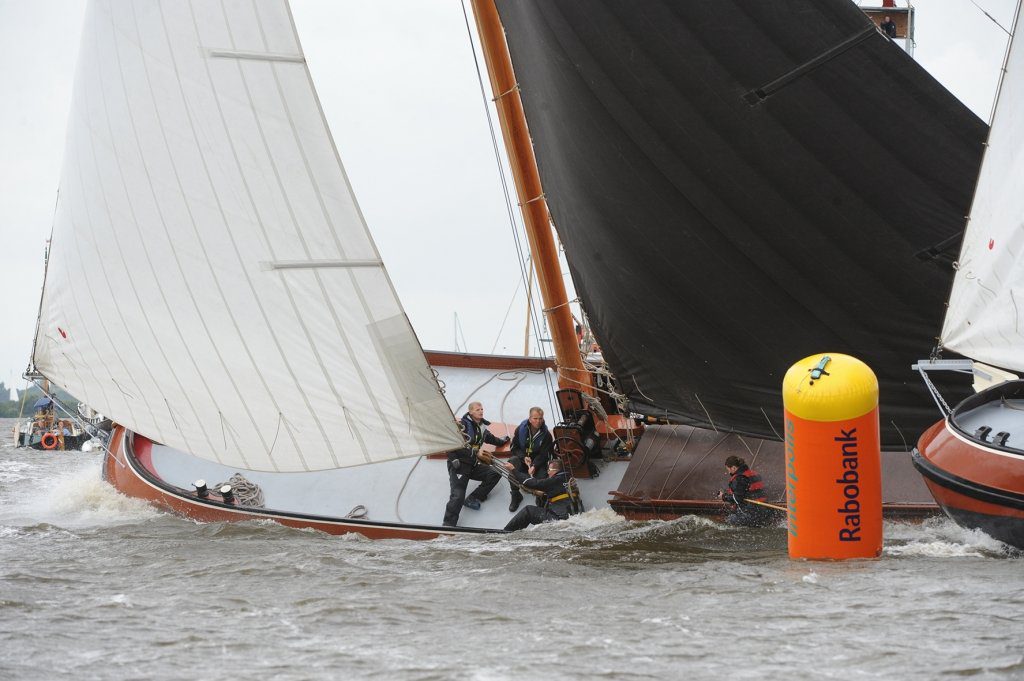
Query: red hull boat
[{"left": 913, "top": 381, "right": 1024, "bottom": 549}]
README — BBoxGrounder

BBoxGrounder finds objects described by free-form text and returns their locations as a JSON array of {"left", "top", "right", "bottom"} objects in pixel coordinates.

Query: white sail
[
  {"left": 941, "top": 3, "right": 1024, "bottom": 373},
  {"left": 31, "top": 0, "right": 463, "bottom": 471}
]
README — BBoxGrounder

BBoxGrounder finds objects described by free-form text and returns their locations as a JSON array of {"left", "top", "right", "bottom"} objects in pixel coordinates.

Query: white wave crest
[
  {"left": 11, "top": 466, "right": 159, "bottom": 528},
  {"left": 884, "top": 517, "right": 1011, "bottom": 557}
]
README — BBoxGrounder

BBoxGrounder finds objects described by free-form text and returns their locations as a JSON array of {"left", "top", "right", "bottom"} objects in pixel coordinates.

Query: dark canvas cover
[{"left": 496, "top": 0, "right": 986, "bottom": 446}]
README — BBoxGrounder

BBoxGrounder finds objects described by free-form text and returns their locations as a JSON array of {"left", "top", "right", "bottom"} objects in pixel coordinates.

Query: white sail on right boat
[{"left": 912, "top": 1, "right": 1024, "bottom": 549}]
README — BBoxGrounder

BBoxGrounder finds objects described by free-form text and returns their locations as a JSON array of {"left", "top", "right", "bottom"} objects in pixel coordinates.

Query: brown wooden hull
[
  {"left": 611, "top": 424, "right": 940, "bottom": 522},
  {"left": 102, "top": 425, "right": 493, "bottom": 540}
]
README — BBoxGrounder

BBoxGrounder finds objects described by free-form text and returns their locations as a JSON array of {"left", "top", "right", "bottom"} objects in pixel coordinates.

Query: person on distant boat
[
  {"left": 880, "top": 15, "right": 897, "bottom": 39},
  {"left": 442, "top": 402, "right": 510, "bottom": 527},
  {"left": 507, "top": 407, "right": 554, "bottom": 512},
  {"left": 502, "top": 458, "right": 579, "bottom": 532},
  {"left": 717, "top": 455, "right": 773, "bottom": 527}
]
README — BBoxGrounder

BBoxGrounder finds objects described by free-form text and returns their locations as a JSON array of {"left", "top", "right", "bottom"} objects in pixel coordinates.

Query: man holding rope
[
  {"left": 507, "top": 407, "right": 553, "bottom": 512},
  {"left": 717, "top": 455, "right": 775, "bottom": 527},
  {"left": 501, "top": 458, "right": 579, "bottom": 532},
  {"left": 442, "top": 402, "right": 509, "bottom": 527}
]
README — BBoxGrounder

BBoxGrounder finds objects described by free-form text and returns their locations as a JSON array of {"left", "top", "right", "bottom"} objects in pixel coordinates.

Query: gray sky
[{"left": 0, "top": 0, "right": 1017, "bottom": 397}]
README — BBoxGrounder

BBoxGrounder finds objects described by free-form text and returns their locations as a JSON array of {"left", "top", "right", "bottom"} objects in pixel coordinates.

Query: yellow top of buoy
[{"left": 782, "top": 353, "right": 878, "bottom": 422}]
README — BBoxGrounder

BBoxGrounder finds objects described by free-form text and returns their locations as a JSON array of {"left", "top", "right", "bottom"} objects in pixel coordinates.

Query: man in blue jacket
[
  {"left": 442, "top": 402, "right": 509, "bottom": 527},
  {"left": 502, "top": 458, "right": 579, "bottom": 532},
  {"left": 507, "top": 407, "right": 554, "bottom": 512}
]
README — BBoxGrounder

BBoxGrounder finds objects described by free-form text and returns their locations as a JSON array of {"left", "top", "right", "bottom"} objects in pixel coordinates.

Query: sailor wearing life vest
[
  {"left": 501, "top": 458, "right": 580, "bottom": 532},
  {"left": 442, "top": 402, "right": 509, "bottom": 527},
  {"left": 717, "top": 455, "right": 773, "bottom": 527},
  {"left": 507, "top": 407, "right": 554, "bottom": 512}
]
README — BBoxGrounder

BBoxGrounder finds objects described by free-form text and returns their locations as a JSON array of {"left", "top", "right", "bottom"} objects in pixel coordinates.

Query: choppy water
[{"left": 2, "top": 417, "right": 1022, "bottom": 680}]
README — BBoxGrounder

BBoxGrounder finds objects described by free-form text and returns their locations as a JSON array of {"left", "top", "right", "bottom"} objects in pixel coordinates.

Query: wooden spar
[{"left": 470, "top": 0, "right": 592, "bottom": 395}]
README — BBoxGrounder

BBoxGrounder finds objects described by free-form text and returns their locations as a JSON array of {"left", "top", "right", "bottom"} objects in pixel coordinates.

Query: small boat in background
[
  {"left": 913, "top": 2, "right": 1024, "bottom": 548},
  {"left": 13, "top": 395, "right": 93, "bottom": 451}
]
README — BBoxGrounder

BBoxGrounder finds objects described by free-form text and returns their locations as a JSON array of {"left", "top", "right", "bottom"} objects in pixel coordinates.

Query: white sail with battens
[
  {"left": 940, "top": 3, "right": 1024, "bottom": 374},
  {"left": 32, "top": 0, "right": 463, "bottom": 471}
]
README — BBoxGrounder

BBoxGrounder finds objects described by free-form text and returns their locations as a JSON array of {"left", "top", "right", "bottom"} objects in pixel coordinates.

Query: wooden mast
[{"left": 470, "top": 0, "right": 592, "bottom": 395}]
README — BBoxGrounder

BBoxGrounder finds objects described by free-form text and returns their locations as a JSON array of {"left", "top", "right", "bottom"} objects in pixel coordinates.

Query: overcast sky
[{"left": 0, "top": 0, "right": 1017, "bottom": 397}]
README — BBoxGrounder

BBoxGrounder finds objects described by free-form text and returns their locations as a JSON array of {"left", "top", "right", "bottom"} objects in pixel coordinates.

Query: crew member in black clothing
[
  {"left": 442, "top": 402, "right": 509, "bottom": 527},
  {"left": 880, "top": 15, "right": 897, "bottom": 39},
  {"left": 507, "top": 406, "right": 554, "bottom": 512},
  {"left": 717, "top": 455, "right": 773, "bottom": 527},
  {"left": 502, "top": 458, "right": 579, "bottom": 532}
]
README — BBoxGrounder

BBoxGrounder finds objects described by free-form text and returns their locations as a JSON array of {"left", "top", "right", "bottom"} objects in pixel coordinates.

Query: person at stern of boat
[
  {"left": 507, "top": 407, "right": 554, "bottom": 512},
  {"left": 880, "top": 15, "right": 897, "bottom": 39},
  {"left": 717, "top": 455, "right": 773, "bottom": 527},
  {"left": 502, "top": 458, "right": 579, "bottom": 532},
  {"left": 442, "top": 402, "right": 509, "bottom": 527}
]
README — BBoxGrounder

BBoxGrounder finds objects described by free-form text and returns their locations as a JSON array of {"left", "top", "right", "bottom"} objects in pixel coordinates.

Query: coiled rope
[{"left": 213, "top": 473, "right": 265, "bottom": 508}]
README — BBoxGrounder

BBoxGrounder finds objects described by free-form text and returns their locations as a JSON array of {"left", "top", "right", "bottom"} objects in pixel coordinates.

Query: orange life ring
[{"left": 41, "top": 432, "right": 58, "bottom": 450}]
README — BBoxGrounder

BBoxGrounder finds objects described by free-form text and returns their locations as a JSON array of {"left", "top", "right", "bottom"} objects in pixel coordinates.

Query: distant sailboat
[{"left": 913, "top": 1, "right": 1024, "bottom": 548}]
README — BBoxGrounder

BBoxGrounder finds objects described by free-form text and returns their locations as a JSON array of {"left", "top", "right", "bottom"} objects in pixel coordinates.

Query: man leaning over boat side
[
  {"left": 501, "top": 458, "right": 579, "bottom": 532},
  {"left": 507, "top": 406, "right": 554, "bottom": 512},
  {"left": 442, "top": 402, "right": 509, "bottom": 527},
  {"left": 716, "top": 455, "right": 773, "bottom": 527}
]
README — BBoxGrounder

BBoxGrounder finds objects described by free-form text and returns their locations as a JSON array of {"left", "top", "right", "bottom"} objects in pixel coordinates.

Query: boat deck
[{"left": 953, "top": 397, "right": 1024, "bottom": 452}]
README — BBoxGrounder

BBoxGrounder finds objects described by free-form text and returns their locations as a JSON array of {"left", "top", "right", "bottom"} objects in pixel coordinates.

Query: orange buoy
[
  {"left": 782, "top": 353, "right": 882, "bottom": 560},
  {"left": 40, "top": 432, "right": 59, "bottom": 450}
]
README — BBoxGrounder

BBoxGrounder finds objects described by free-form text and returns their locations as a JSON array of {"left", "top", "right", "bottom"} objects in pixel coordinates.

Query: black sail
[{"left": 495, "top": 0, "right": 986, "bottom": 447}]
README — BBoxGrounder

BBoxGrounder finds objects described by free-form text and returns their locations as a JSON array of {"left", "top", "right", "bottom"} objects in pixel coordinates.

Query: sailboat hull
[
  {"left": 96, "top": 355, "right": 630, "bottom": 539},
  {"left": 611, "top": 425, "right": 938, "bottom": 521},
  {"left": 913, "top": 381, "right": 1024, "bottom": 548},
  {"left": 103, "top": 426, "right": 469, "bottom": 540}
]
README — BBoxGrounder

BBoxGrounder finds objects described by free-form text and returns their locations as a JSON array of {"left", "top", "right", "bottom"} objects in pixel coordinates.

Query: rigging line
[
  {"left": 968, "top": 0, "right": 1013, "bottom": 36},
  {"left": 890, "top": 420, "right": 910, "bottom": 453},
  {"left": 663, "top": 434, "right": 730, "bottom": 500},
  {"left": 760, "top": 407, "right": 783, "bottom": 441},
  {"left": 648, "top": 425, "right": 687, "bottom": 498},
  {"left": 458, "top": 0, "right": 550, "bottom": 360},
  {"left": 16, "top": 378, "right": 30, "bottom": 421},
  {"left": 491, "top": 272, "right": 526, "bottom": 354},
  {"left": 454, "top": 312, "right": 470, "bottom": 353},
  {"left": 626, "top": 421, "right": 684, "bottom": 491},
  {"left": 452, "top": 368, "right": 541, "bottom": 416},
  {"left": 918, "top": 367, "right": 953, "bottom": 416},
  {"left": 542, "top": 298, "right": 581, "bottom": 313},
  {"left": 393, "top": 454, "right": 423, "bottom": 523},
  {"left": 554, "top": 368, "right": 618, "bottom": 397},
  {"left": 631, "top": 375, "right": 656, "bottom": 403},
  {"left": 694, "top": 394, "right": 718, "bottom": 433},
  {"left": 497, "top": 372, "right": 528, "bottom": 426},
  {"left": 734, "top": 434, "right": 756, "bottom": 458},
  {"left": 492, "top": 82, "right": 520, "bottom": 100}
]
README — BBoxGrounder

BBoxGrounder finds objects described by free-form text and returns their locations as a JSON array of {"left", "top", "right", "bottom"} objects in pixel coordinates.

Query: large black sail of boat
[{"left": 495, "top": 0, "right": 986, "bottom": 447}]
